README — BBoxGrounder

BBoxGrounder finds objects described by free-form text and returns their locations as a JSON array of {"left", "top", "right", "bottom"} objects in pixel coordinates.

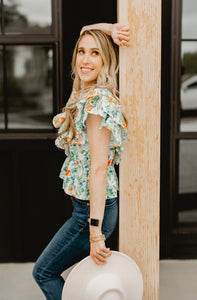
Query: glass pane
[
  {"left": 182, "top": 0, "right": 197, "bottom": 39},
  {"left": 180, "top": 42, "right": 197, "bottom": 132},
  {"left": 0, "top": 47, "right": 4, "bottom": 129},
  {"left": 4, "top": 0, "right": 52, "bottom": 34},
  {"left": 178, "top": 140, "right": 197, "bottom": 223},
  {"left": 6, "top": 45, "right": 54, "bottom": 129}
]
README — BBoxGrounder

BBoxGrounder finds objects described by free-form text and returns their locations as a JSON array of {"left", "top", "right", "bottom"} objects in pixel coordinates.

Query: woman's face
[{"left": 76, "top": 34, "right": 103, "bottom": 88}]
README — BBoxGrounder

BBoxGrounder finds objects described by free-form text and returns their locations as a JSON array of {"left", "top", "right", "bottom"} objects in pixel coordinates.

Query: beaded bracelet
[{"left": 89, "top": 234, "right": 106, "bottom": 243}]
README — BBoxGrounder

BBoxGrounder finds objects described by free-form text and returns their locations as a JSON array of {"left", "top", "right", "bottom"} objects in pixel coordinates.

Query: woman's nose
[{"left": 82, "top": 53, "right": 90, "bottom": 64}]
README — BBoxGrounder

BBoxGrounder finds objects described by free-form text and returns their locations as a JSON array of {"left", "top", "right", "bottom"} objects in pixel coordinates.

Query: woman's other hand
[
  {"left": 90, "top": 240, "right": 112, "bottom": 265},
  {"left": 111, "top": 23, "right": 130, "bottom": 46}
]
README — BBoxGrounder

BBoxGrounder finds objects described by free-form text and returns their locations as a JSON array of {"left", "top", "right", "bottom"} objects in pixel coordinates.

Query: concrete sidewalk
[{"left": 0, "top": 260, "right": 197, "bottom": 300}]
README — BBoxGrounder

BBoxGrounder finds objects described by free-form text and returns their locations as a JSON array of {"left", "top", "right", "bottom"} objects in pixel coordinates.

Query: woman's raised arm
[{"left": 80, "top": 23, "right": 130, "bottom": 47}]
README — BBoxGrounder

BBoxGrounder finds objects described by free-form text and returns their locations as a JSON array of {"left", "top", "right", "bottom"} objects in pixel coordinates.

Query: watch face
[{"left": 90, "top": 218, "right": 99, "bottom": 226}]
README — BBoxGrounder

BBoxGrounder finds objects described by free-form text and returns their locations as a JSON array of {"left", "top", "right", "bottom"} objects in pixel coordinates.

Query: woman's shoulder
[
  {"left": 86, "top": 87, "right": 121, "bottom": 108},
  {"left": 87, "top": 87, "right": 116, "bottom": 97}
]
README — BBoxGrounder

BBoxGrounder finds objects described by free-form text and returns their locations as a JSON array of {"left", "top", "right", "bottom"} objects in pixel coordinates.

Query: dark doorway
[{"left": 0, "top": 0, "right": 117, "bottom": 262}]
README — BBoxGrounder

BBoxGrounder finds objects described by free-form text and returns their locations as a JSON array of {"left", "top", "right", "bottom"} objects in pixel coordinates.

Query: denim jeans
[{"left": 32, "top": 196, "right": 118, "bottom": 300}]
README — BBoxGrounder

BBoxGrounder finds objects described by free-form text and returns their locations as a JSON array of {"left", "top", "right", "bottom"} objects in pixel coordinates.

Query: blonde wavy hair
[{"left": 59, "top": 29, "right": 126, "bottom": 142}]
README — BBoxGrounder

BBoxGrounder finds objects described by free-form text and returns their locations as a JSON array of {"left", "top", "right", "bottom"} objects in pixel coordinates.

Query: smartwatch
[{"left": 89, "top": 218, "right": 100, "bottom": 227}]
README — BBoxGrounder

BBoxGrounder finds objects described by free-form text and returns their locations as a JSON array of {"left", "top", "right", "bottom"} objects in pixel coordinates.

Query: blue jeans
[{"left": 32, "top": 196, "right": 118, "bottom": 300}]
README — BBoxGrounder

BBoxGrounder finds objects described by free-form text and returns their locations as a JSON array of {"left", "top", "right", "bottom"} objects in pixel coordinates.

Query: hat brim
[{"left": 62, "top": 250, "right": 143, "bottom": 300}]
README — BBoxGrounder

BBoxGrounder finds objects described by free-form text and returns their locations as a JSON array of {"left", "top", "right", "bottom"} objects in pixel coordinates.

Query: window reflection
[
  {"left": 0, "top": 47, "right": 4, "bottom": 129},
  {"left": 182, "top": 0, "right": 197, "bottom": 39},
  {"left": 180, "top": 42, "right": 197, "bottom": 132},
  {"left": 4, "top": 0, "right": 52, "bottom": 34},
  {"left": 178, "top": 140, "right": 197, "bottom": 224},
  {"left": 6, "top": 45, "right": 54, "bottom": 129}
]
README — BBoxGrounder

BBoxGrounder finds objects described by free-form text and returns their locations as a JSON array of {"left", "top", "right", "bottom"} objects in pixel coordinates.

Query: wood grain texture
[{"left": 118, "top": 0, "right": 161, "bottom": 299}]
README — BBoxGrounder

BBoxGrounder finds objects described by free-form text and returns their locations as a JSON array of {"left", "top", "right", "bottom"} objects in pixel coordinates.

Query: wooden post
[{"left": 118, "top": 1, "right": 161, "bottom": 299}]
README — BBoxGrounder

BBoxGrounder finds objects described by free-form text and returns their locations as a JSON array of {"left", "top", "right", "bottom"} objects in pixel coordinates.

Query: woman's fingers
[
  {"left": 120, "top": 40, "right": 130, "bottom": 47},
  {"left": 92, "top": 252, "right": 111, "bottom": 265},
  {"left": 93, "top": 256, "right": 106, "bottom": 265},
  {"left": 113, "top": 38, "right": 121, "bottom": 46},
  {"left": 117, "top": 28, "right": 130, "bottom": 35},
  {"left": 90, "top": 242, "right": 112, "bottom": 265},
  {"left": 91, "top": 248, "right": 111, "bottom": 259},
  {"left": 98, "top": 249, "right": 111, "bottom": 260},
  {"left": 120, "top": 25, "right": 130, "bottom": 31},
  {"left": 90, "top": 252, "right": 106, "bottom": 265},
  {"left": 111, "top": 23, "right": 130, "bottom": 47},
  {"left": 117, "top": 33, "right": 130, "bottom": 41},
  {"left": 101, "top": 250, "right": 111, "bottom": 258},
  {"left": 95, "top": 253, "right": 107, "bottom": 262}
]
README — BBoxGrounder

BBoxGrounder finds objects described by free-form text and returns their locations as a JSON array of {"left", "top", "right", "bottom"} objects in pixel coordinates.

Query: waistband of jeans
[
  {"left": 71, "top": 196, "right": 89, "bottom": 205},
  {"left": 71, "top": 196, "right": 117, "bottom": 206}
]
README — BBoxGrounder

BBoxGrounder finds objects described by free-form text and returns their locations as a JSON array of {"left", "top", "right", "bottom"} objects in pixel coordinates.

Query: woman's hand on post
[
  {"left": 80, "top": 22, "right": 130, "bottom": 46},
  {"left": 111, "top": 23, "right": 130, "bottom": 46},
  {"left": 90, "top": 240, "right": 112, "bottom": 265}
]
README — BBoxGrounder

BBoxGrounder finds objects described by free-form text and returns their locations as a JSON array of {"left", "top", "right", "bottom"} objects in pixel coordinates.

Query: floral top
[{"left": 52, "top": 88, "right": 128, "bottom": 200}]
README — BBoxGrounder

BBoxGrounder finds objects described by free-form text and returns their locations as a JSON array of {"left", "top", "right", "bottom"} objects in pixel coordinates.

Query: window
[
  {"left": 171, "top": 0, "right": 197, "bottom": 241},
  {"left": 178, "top": 140, "right": 197, "bottom": 224},
  {"left": 0, "top": 0, "right": 62, "bottom": 135},
  {"left": 180, "top": 1, "right": 197, "bottom": 132},
  {"left": 3, "top": 0, "right": 52, "bottom": 35}
]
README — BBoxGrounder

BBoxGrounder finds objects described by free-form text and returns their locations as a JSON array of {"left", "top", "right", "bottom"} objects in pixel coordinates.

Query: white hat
[{"left": 62, "top": 251, "right": 143, "bottom": 300}]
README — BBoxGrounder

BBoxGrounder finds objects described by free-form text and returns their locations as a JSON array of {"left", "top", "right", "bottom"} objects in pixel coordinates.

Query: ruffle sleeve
[
  {"left": 75, "top": 88, "right": 128, "bottom": 165},
  {"left": 52, "top": 112, "right": 66, "bottom": 130},
  {"left": 52, "top": 111, "right": 71, "bottom": 154},
  {"left": 52, "top": 89, "right": 78, "bottom": 152}
]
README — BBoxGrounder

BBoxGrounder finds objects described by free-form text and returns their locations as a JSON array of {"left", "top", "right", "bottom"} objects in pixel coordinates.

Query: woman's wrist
[
  {"left": 89, "top": 233, "right": 105, "bottom": 243},
  {"left": 89, "top": 225, "right": 102, "bottom": 235},
  {"left": 88, "top": 217, "right": 102, "bottom": 227}
]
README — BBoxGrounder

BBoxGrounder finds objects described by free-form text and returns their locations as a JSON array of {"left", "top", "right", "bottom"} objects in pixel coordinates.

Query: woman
[{"left": 33, "top": 23, "right": 130, "bottom": 300}]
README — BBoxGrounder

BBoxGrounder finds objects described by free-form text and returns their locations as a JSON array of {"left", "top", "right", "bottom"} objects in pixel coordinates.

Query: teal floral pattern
[{"left": 52, "top": 88, "right": 128, "bottom": 200}]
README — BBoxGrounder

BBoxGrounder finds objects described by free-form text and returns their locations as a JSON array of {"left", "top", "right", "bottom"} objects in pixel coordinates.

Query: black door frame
[{"left": 161, "top": 0, "right": 197, "bottom": 258}]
